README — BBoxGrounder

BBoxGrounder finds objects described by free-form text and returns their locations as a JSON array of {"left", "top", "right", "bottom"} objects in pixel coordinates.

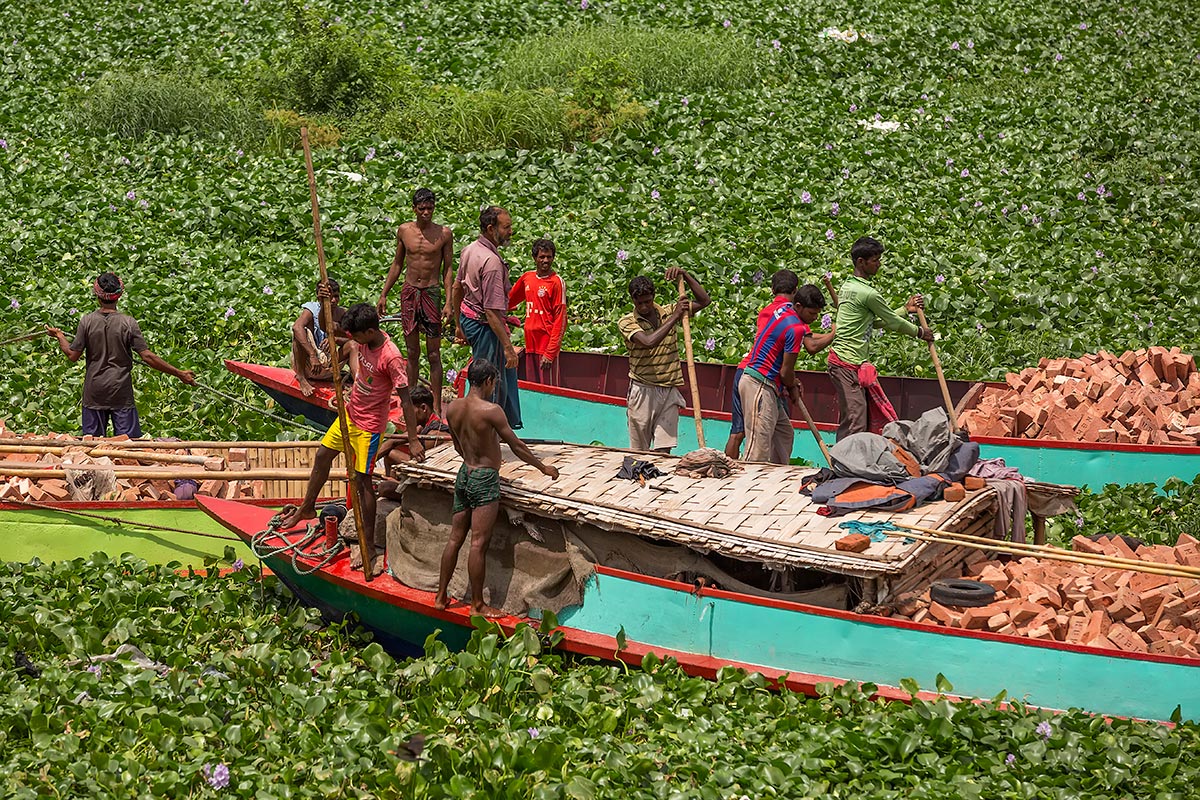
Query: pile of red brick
[
  {"left": 0, "top": 432, "right": 265, "bottom": 502},
  {"left": 959, "top": 347, "right": 1200, "bottom": 444},
  {"left": 891, "top": 534, "right": 1200, "bottom": 657}
]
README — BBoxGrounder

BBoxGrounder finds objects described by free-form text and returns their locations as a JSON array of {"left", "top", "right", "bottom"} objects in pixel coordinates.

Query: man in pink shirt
[
  {"left": 452, "top": 205, "right": 522, "bottom": 428},
  {"left": 277, "top": 302, "right": 425, "bottom": 570}
]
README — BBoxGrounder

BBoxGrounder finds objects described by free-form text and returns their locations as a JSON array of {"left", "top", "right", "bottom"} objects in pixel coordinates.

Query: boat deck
[{"left": 396, "top": 443, "right": 1075, "bottom": 583}]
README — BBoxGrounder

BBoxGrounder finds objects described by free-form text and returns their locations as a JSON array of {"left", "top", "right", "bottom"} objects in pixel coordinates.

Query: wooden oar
[
  {"left": 302, "top": 128, "right": 374, "bottom": 582},
  {"left": 915, "top": 307, "right": 957, "bottom": 430},
  {"left": 0, "top": 329, "right": 44, "bottom": 347},
  {"left": 677, "top": 277, "right": 705, "bottom": 449},
  {"left": 792, "top": 391, "right": 833, "bottom": 467}
]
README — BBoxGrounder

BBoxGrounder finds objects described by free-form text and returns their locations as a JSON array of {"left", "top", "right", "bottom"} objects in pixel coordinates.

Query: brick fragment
[{"left": 835, "top": 533, "right": 870, "bottom": 553}]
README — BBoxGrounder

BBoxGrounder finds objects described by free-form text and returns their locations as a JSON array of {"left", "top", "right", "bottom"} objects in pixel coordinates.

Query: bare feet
[
  {"left": 298, "top": 377, "right": 315, "bottom": 397},
  {"left": 471, "top": 603, "right": 506, "bottom": 619},
  {"left": 433, "top": 593, "right": 449, "bottom": 611},
  {"left": 276, "top": 503, "right": 315, "bottom": 530}
]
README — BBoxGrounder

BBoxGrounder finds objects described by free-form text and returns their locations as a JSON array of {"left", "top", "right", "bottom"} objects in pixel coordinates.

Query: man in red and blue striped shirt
[{"left": 737, "top": 281, "right": 834, "bottom": 463}]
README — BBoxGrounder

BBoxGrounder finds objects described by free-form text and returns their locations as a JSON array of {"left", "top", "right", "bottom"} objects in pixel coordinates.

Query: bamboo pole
[
  {"left": 87, "top": 448, "right": 213, "bottom": 467},
  {"left": 677, "top": 277, "right": 705, "bottom": 449},
  {"left": 915, "top": 307, "right": 957, "bottom": 430},
  {"left": 7, "top": 499, "right": 239, "bottom": 541},
  {"left": 0, "top": 329, "right": 44, "bottom": 347},
  {"left": 302, "top": 128, "right": 374, "bottom": 582},
  {"left": 793, "top": 392, "right": 833, "bottom": 467},
  {"left": 0, "top": 440, "right": 326, "bottom": 450},
  {"left": 887, "top": 523, "right": 1200, "bottom": 580},
  {"left": 0, "top": 466, "right": 346, "bottom": 481}
]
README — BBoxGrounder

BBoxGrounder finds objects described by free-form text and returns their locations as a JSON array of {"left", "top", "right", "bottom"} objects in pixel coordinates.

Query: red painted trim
[
  {"left": 972, "top": 434, "right": 1200, "bottom": 456},
  {"left": 0, "top": 497, "right": 337, "bottom": 512},
  {"left": 592, "top": 563, "right": 1200, "bottom": 668}
]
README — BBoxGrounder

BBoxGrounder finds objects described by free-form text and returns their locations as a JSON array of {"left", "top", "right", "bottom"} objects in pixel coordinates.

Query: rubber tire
[{"left": 930, "top": 578, "right": 996, "bottom": 608}]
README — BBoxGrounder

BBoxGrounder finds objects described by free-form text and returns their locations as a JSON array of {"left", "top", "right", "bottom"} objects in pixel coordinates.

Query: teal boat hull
[{"left": 199, "top": 497, "right": 1200, "bottom": 723}]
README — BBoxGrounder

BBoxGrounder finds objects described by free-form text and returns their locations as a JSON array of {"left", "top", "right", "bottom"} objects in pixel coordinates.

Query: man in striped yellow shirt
[{"left": 618, "top": 268, "right": 710, "bottom": 452}]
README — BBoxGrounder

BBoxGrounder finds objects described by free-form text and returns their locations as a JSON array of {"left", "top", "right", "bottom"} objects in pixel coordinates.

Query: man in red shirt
[
  {"left": 277, "top": 302, "right": 425, "bottom": 566},
  {"left": 508, "top": 238, "right": 567, "bottom": 386}
]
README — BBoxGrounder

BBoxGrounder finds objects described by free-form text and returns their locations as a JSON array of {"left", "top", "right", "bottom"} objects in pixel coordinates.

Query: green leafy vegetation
[
  {"left": 1048, "top": 475, "right": 1200, "bottom": 548},
  {"left": 4, "top": 553, "right": 1199, "bottom": 798}
]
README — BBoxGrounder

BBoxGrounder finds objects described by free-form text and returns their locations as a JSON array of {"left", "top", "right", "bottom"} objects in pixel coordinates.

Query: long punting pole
[
  {"left": 793, "top": 393, "right": 833, "bottom": 467},
  {"left": 677, "top": 277, "right": 705, "bottom": 449},
  {"left": 301, "top": 128, "right": 374, "bottom": 582},
  {"left": 916, "top": 307, "right": 958, "bottom": 431}
]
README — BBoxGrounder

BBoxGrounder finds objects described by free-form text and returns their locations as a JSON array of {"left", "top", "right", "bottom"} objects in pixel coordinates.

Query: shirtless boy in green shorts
[{"left": 435, "top": 358, "right": 559, "bottom": 617}]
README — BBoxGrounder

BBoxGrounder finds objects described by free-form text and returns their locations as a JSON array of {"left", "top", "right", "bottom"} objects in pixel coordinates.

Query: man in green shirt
[{"left": 828, "top": 237, "right": 934, "bottom": 440}]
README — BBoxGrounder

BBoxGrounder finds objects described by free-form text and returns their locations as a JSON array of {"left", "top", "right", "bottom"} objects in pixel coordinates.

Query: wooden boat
[
  {"left": 0, "top": 437, "right": 350, "bottom": 565},
  {"left": 227, "top": 353, "right": 1200, "bottom": 489},
  {"left": 197, "top": 442, "right": 1200, "bottom": 723}
]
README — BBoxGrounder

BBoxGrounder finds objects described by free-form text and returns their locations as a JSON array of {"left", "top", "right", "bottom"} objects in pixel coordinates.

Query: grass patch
[
  {"left": 499, "top": 25, "right": 767, "bottom": 94},
  {"left": 72, "top": 71, "right": 264, "bottom": 140}
]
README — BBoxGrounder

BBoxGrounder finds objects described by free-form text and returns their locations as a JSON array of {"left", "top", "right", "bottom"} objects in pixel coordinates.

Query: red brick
[
  {"left": 928, "top": 602, "right": 960, "bottom": 627},
  {"left": 1174, "top": 541, "right": 1200, "bottom": 568},
  {"left": 1106, "top": 624, "right": 1148, "bottom": 653},
  {"left": 835, "top": 533, "right": 870, "bottom": 553},
  {"left": 960, "top": 607, "right": 993, "bottom": 630}
]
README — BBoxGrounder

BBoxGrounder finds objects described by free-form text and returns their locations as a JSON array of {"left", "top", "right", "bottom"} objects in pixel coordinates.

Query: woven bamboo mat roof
[{"left": 396, "top": 442, "right": 1072, "bottom": 578}]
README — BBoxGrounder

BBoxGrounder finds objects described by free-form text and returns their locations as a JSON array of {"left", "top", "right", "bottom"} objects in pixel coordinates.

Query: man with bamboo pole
[
  {"left": 276, "top": 304, "right": 425, "bottom": 548},
  {"left": 46, "top": 272, "right": 195, "bottom": 438},
  {"left": 618, "top": 268, "right": 710, "bottom": 452}
]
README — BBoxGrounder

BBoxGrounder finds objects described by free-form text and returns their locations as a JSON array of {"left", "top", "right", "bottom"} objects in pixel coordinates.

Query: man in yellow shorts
[{"left": 277, "top": 300, "right": 425, "bottom": 556}]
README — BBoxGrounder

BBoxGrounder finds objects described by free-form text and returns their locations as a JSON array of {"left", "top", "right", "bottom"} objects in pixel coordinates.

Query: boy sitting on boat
[
  {"left": 277, "top": 303, "right": 425, "bottom": 565},
  {"left": 291, "top": 278, "right": 347, "bottom": 397},
  {"left": 618, "top": 268, "right": 710, "bottom": 452},
  {"left": 435, "top": 358, "right": 558, "bottom": 617}
]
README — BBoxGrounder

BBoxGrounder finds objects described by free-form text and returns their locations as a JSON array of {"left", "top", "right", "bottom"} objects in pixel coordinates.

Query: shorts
[
  {"left": 400, "top": 283, "right": 443, "bottom": 338},
  {"left": 627, "top": 380, "right": 685, "bottom": 451},
  {"left": 729, "top": 367, "right": 746, "bottom": 435},
  {"left": 320, "top": 418, "right": 381, "bottom": 475},
  {"left": 452, "top": 464, "right": 501, "bottom": 512},
  {"left": 83, "top": 406, "right": 142, "bottom": 438}
]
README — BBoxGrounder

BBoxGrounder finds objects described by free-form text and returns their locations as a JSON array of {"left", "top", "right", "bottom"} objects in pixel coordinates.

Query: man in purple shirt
[{"left": 452, "top": 205, "right": 521, "bottom": 428}]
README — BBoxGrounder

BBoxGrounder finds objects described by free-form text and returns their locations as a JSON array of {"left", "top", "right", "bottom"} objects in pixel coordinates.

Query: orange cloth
[{"left": 508, "top": 270, "right": 567, "bottom": 361}]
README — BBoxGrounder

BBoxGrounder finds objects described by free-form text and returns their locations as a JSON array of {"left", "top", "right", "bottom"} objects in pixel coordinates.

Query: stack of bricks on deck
[
  {"left": 891, "top": 533, "right": 1200, "bottom": 657},
  {"left": 0, "top": 432, "right": 265, "bottom": 502},
  {"left": 959, "top": 347, "right": 1200, "bottom": 445}
]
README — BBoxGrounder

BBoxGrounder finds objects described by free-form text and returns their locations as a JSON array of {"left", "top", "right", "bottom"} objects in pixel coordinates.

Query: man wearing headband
[{"left": 46, "top": 272, "right": 196, "bottom": 438}]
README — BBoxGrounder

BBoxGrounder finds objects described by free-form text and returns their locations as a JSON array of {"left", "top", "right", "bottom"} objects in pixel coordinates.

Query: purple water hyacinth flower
[
  {"left": 139, "top": 199, "right": 148, "bottom": 209},
  {"left": 945, "top": 158, "right": 954, "bottom": 167},
  {"left": 708, "top": 177, "right": 717, "bottom": 185},
  {"left": 651, "top": 190, "right": 660, "bottom": 200},
  {"left": 446, "top": 368, "right": 458, "bottom": 383},
  {"left": 126, "top": 190, "right": 136, "bottom": 200},
  {"left": 730, "top": 274, "right": 740, "bottom": 285},
  {"left": 85, "top": 664, "right": 102, "bottom": 674},
  {"left": 1079, "top": 22, "right": 1088, "bottom": 29},
  {"left": 841, "top": 168, "right": 850, "bottom": 178},
  {"left": 960, "top": 168, "right": 970, "bottom": 177},
  {"left": 825, "top": 142, "right": 833, "bottom": 150},
  {"left": 1005, "top": 753, "right": 1016, "bottom": 766},
  {"left": 1036, "top": 721, "right": 1052, "bottom": 739},
  {"left": 263, "top": 286, "right": 273, "bottom": 295},
  {"left": 616, "top": 250, "right": 628, "bottom": 261},
  {"left": 704, "top": 337, "right": 716, "bottom": 352},
  {"left": 681, "top": 96, "right": 689, "bottom": 106},
  {"left": 951, "top": 41, "right": 960, "bottom": 50},
  {"left": 108, "top": 204, "right": 117, "bottom": 212},
  {"left": 236, "top": 149, "right": 244, "bottom": 157},
  {"left": 1031, "top": 215, "right": 1042, "bottom": 224},
  {"left": 1023, "top": 66, "right": 1031, "bottom": 74},
  {"left": 231, "top": 558, "right": 244, "bottom": 572},
  {"left": 849, "top": 103, "right": 857, "bottom": 112},
  {"left": 70, "top": 308, "right": 78, "bottom": 315},
  {"left": 1077, "top": 192, "right": 1086, "bottom": 200},
  {"left": 916, "top": 106, "right": 925, "bottom": 114},
  {"left": 1096, "top": 185, "right": 1106, "bottom": 195},
  {"left": 365, "top": 147, "right": 376, "bottom": 161},
  {"left": 830, "top": 202, "right": 840, "bottom": 216},
  {"left": 1055, "top": 53, "right": 1063, "bottom": 62},
  {"left": 0, "top": 139, "right": 7, "bottom": 149},
  {"left": 723, "top": 19, "right": 731, "bottom": 27},
  {"left": 202, "top": 763, "right": 231, "bottom": 790},
  {"left": 821, "top": 313, "right": 833, "bottom": 329},
  {"left": 528, "top": 727, "right": 541, "bottom": 738},
  {"left": 10, "top": 299, "right": 19, "bottom": 310},
  {"left": 872, "top": 204, "right": 881, "bottom": 214},
  {"left": 974, "top": 200, "right": 982, "bottom": 207},
  {"left": 976, "top": 322, "right": 984, "bottom": 332},
  {"left": 1095, "top": 250, "right": 1104, "bottom": 258},
  {"left": 825, "top": 229, "right": 835, "bottom": 240},
  {"left": 824, "top": 271, "right": 833, "bottom": 280},
  {"left": 1020, "top": 204, "right": 1029, "bottom": 212},
  {"left": 652, "top": 146, "right": 661, "bottom": 155},
  {"left": 772, "top": 39, "right": 782, "bottom": 50},
  {"left": 935, "top": 274, "right": 946, "bottom": 284},
  {"left": 580, "top": 0, "right": 588, "bottom": 8},
  {"left": 224, "top": 307, "right": 235, "bottom": 319},
  {"left": 966, "top": 39, "right": 974, "bottom": 48},
  {"left": 118, "top": 156, "right": 129, "bottom": 165},
  {"left": 874, "top": 112, "right": 882, "bottom": 121},
  {"left": 752, "top": 269, "right": 765, "bottom": 284},
  {"left": 800, "top": 191, "right": 812, "bottom": 203}
]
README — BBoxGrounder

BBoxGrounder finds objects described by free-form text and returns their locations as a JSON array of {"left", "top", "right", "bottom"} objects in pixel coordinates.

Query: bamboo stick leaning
[{"left": 677, "top": 277, "right": 705, "bottom": 449}]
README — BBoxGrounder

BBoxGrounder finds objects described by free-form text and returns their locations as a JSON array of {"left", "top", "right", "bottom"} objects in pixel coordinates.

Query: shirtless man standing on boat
[
  {"left": 377, "top": 188, "right": 454, "bottom": 416},
  {"left": 435, "top": 358, "right": 558, "bottom": 617}
]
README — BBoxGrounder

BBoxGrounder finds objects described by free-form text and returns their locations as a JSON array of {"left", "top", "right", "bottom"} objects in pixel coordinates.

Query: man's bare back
[{"left": 445, "top": 392, "right": 505, "bottom": 470}]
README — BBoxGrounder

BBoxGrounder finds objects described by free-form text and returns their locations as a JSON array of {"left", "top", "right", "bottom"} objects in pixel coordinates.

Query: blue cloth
[
  {"left": 837, "top": 519, "right": 914, "bottom": 544},
  {"left": 460, "top": 313, "right": 522, "bottom": 429},
  {"left": 729, "top": 367, "right": 746, "bottom": 435},
  {"left": 302, "top": 301, "right": 326, "bottom": 348}
]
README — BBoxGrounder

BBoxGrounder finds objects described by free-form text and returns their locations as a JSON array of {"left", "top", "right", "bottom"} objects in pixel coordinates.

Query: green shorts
[{"left": 452, "top": 464, "right": 501, "bottom": 512}]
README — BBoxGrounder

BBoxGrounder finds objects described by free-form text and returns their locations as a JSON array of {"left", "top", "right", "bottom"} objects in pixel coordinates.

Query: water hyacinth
[
  {"left": 231, "top": 558, "right": 244, "bottom": 572},
  {"left": 1036, "top": 720, "right": 1053, "bottom": 739},
  {"left": 752, "top": 269, "right": 765, "bottom": 284},
  {"left": 935, "top": 274, "right": 946, "bottom": 284},
  {"left": 201, "top": 763, "right": 230, "bottom": 790},
  {"left": 262, "top": 286, "right": 273, "bottom": 295},
  {"left": 704, "top": 337, "right": 716, "bottom": 352},
  {"left": 825, "top": 229, "right": 835, "bottom": 240},
  {"left": 224, "top": 307, "right": 235, "bottom": 319},
  {"left": 651, "top": 189, "right": 660, "bottom": 200},
  {"left": 821, "top": 313, "right": 833, "bottom": 329},
  {"left": 800, "top": 191, "right": 812, "bottom": 203},
  {"left": 527, "top": 727, "right": 541, "bottom": 738},
  {"left": 1006, "top": 753, "right": 1016, "bottom": 766},
  {"left": 125, "top": 190, "right": 136, "bottom": 200},
  {"left": 616, "top": 249, "right": 628, "bottom": 261}
]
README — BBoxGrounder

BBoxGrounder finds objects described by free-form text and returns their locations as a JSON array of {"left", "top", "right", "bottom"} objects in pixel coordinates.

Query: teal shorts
[{"left": 452, "top": 465, "right": 501, "bottom": 512}]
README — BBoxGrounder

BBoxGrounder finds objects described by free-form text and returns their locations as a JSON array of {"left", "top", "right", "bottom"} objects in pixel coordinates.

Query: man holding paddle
[
  {"left": 46, "top": 272, "right": 196, "bottom": 438},
  {"left": 828, "top": 236, "right": 934, "bottom": 441},
  {"left": 618, "top": 268, "right": 710, "bottom": 452}
]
